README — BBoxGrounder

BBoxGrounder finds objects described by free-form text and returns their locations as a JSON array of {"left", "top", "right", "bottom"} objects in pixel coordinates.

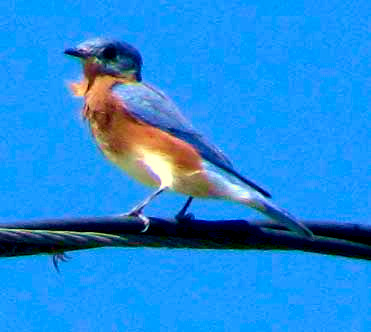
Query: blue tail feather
[{"left": 255, "top": 197, "right": 313, "bottom": 239}]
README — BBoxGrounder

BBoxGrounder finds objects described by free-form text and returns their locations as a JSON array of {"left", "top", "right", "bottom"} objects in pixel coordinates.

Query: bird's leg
[
  {"left": 175, "top": 196, "right": 195, "bottom": 221},
  {"left": 123, "top": 185, "right": 168, "bottom": 232},
  {"left": 128, "top": 185, "right": 168, "bottom": 214}
]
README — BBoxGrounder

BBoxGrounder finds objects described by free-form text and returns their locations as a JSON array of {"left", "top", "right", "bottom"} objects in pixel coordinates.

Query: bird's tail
[
  {"left": 240, "top": 194, "right": 313, "bottom": 239},
  {"left": 202, "top": 163, "right": 313, "bottom": 239}
]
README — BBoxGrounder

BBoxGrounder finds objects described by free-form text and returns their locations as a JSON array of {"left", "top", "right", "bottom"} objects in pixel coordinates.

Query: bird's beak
[{"left": 64, "top": 47, "right": 90, "bottom": 59}]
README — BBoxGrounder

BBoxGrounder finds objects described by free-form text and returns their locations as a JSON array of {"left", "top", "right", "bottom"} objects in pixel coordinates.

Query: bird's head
[{"left": 65, "top": 38, "right": 143, "bottom": 81}]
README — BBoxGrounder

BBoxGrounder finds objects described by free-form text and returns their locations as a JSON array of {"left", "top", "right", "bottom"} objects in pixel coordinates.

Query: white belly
[{"left": 103, "top": 147, "right": 175, "bottom": 188}]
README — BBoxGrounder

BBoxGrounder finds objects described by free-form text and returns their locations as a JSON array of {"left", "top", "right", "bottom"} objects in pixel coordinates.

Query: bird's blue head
[{"left": 65, "top": 38, "right": 143, "bottom": 81}]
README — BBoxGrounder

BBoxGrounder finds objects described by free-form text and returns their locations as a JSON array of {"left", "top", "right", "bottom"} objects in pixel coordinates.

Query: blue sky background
[{"left": 0, "top": 0, "right": 370, "bottom": 331}]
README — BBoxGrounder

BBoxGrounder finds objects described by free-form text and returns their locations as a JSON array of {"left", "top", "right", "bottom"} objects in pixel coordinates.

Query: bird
[{"left": 64, "top": 37, "right": 313, "bottom": 239}]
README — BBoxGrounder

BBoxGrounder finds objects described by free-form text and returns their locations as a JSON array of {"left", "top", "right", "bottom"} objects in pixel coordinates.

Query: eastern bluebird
[{"left": 65, "top": 38, "right": 313, "bottom": 238}]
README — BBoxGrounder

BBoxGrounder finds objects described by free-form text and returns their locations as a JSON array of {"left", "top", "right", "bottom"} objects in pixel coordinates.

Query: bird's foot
[
  {"left": 175, "top": 197, "right": 195, "bottom": 223},
  {"left": 175, "top": 210, "right": 195, "bottom": 223},
  {"left": 121, "top": 209, "right": 150, "bottom": 233},
  {"left": 52, "top": 252, "right": 71, "bottom": 273}
]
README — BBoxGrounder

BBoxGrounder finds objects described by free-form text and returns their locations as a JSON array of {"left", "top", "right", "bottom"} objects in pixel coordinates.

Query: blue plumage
[{"left": 114, "top": 83, "right": 271, "bottom": 198}]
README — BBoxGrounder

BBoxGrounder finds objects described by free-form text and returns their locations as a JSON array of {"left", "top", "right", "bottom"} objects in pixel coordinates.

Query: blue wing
[{"left": 114, "top": 82, "right": 271, "bottom": 198}]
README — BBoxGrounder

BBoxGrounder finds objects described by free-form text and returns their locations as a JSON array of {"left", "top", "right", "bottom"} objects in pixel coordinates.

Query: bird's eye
[{"left": 101, "top": 46, "right": 117, "bottom": 60}]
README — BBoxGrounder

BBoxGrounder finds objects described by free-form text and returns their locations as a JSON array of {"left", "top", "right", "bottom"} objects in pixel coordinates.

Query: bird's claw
[
  {"left": 121, "top": 210, "right": 150, "bottom": 233},
  {"left": 175, "top": 197, "right": 194, "bottom": 222},
  {"left": 176, "top": 211, "right": 195, "bottom": 222}
]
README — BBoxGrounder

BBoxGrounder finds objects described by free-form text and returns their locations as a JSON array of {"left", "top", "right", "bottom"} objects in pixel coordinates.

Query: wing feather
[{"left": 114, "top": 83, "right": 271, "bottom": 198}]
